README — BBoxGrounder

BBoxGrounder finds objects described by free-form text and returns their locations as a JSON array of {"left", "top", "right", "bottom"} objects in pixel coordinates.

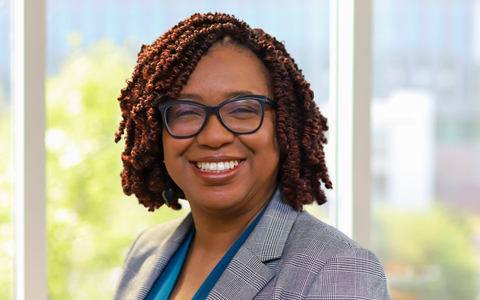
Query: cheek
[
  {"left": 265, "top": 111, "right": 280, "bottom": 156},
  {"left": 250, "top": 115, "right": 280, "bottom": 164},
  {"left": 269, "top": 119, "right": 280, "bottom": 173},
  {"left": 162, "top": 131, "right": 174, "bottom": 161},
  {"left": 259, "top": 128, "right": 279, "bottom": 157},
  {"left": 162, "top": 130, "right": 192, "bottom": 171}
]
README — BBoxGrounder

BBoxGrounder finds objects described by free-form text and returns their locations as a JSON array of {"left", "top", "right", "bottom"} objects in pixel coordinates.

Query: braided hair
[{"left": 115, "top": 12, "right": 332, "bottom": 211}]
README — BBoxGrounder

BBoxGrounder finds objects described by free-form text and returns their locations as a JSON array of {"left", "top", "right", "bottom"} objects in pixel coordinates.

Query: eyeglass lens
[{"left": 165, "top": 99, "right": 263, "bottom": 137}]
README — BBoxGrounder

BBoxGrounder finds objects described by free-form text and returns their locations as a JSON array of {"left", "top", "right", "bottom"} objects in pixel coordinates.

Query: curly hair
[{"left": 115, "top": 12, "right": 332, "bottom": 211}]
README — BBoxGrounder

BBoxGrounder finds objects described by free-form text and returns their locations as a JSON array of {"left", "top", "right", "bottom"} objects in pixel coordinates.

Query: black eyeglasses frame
[{"left": 158, "top": 95, "right": 276, "bottom": 138}]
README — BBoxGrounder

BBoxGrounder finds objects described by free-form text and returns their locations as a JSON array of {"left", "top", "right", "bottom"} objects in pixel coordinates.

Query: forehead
[{"left": 178, "top": 45, "right": 273, "bottom": 103}]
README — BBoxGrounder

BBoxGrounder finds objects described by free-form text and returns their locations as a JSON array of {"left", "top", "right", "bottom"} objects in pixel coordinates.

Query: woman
[{"left": 114, "top": 12, "right": 390, "bottom": 300}]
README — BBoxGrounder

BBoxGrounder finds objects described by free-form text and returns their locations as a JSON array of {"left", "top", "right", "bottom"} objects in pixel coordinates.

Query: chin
[{"left": 185, "top": 187, "right": 248, "bottom": 212}]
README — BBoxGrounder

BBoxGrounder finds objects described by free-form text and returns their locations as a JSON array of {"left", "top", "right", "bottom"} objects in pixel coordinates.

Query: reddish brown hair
[{"left": 115, "top": 12, "right": 332, "bottom": 211}]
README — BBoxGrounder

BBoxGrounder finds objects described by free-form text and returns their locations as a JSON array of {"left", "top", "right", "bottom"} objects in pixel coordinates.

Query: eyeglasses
[{"left": 158, "top": 95, "right": 276, "bottom": 138}]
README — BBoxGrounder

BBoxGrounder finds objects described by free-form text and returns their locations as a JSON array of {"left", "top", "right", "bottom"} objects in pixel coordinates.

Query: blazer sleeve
[{"left": 306, "top": 247, "right": 391, "bottom": 300}]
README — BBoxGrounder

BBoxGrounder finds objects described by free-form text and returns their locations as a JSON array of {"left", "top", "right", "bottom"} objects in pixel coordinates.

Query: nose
[{"left": 196, "top": 114, "right": 235, "bottom": 148}]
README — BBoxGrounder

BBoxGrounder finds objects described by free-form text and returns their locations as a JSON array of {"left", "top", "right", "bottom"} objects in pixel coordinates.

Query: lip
[
  {"left": 190, "top": 159, "right": 245, "bottom": 185},
  {"left": 189, "top": 155, "right": 245, "bottom": 163}
]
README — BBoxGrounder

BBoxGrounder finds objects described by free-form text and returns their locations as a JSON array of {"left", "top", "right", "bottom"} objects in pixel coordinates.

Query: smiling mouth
[{"left": 195, "top": 160, "right": 242, "bottom": 173}]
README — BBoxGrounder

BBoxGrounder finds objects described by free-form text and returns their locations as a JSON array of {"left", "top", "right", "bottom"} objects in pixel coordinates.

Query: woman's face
[{"left": 162, "top": 44, "right": 280, "bottom": 217}]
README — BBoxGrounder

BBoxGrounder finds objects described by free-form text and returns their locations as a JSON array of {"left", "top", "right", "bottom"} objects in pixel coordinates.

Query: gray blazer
[{"left": 114, "top": 190, "right": 391, "bottom": 299}]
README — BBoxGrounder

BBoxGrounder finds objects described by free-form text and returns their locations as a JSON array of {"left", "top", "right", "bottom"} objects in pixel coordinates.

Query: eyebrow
[{"left": 177, "top": 90, "right": 257, "bottom": 101}]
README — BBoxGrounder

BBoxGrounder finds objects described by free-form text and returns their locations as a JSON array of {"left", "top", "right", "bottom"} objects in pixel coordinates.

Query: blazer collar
[
  {"left": 208, "top": 189, "right": 299, "bottom": 299},
  {"left": 128, "top": 214, "right": 193, "bottom": 300},
  {"left": 129, "top": 189, "right": 298, "bottom": 300},
  {"left": 243, "top": 189, "right": 299, "bottom": 262}
]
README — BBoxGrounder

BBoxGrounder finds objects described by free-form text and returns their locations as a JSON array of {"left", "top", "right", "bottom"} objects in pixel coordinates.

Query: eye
[
  {"left": 168, "top": 104, "right": 204, "bottom": 119},
  {"left": 223, "top": 100, "right": 262, "bottom": 118},
  {"left": 176, "top": 108, "right": 201, "bottom": 117},
  {"left": 230, "top": 105, "right": 257, "bottom": 114}
]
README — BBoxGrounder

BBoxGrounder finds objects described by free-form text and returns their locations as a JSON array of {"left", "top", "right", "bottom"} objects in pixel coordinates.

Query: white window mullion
[
  {"left": 12, "top": 0, "right": 47, "bottom": 299},
  {"left": 329, "top": 0, "right": 372, "bottom": 248}
]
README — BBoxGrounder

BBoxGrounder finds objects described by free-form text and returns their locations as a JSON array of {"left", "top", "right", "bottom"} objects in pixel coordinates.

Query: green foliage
[
  {"left": 0, "top": 85, "right": 13, "bottom": 300},
  {"left": 374, "top": 205, "right": 479, "bottom": 300},
  {"left": 46, "top": 40, "right": 187, "bottom": 299}
]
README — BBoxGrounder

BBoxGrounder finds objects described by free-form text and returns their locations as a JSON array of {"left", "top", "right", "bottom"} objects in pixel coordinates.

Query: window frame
[
  {"left": 12, "top": 0, "right": 47, "bottom": 299},
  {"left": 329, "top": 0, "right": 372, "bottom": 247}
]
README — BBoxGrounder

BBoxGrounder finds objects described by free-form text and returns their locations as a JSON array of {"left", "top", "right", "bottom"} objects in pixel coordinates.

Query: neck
[{"left": 188, "top": 189, "right": 273, "bottom": 258}]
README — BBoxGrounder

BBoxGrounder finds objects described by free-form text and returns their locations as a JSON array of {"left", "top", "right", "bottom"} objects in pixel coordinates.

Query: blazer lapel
[
  {"left": 208, "top": 190, "right": 299, "bottom": 300},
  {"left": 127, "top": 214, "right": 194, "bottom": 300}
]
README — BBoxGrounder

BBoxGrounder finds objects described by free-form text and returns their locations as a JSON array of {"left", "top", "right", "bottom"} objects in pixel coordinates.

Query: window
[
  {"left": 14, "top": 1, "right": 479, "bottom": 300},
  {"left": 371, "top": 1, "right": 480, "bottom": 299},
  {"left": 0, "top": 0, "right": 13, "bottom": 299}
]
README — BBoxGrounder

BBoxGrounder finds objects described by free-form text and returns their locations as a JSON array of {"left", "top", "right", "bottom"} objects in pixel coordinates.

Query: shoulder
[
  {"left": 284, "top": 210, "right": 363, "bottom": 257},
  {"left": 114, "top": 213, "right": 193, "bottom": 299},
  {"left": 289, "top": 210, "right": 361, "bottom": 252},
  {"left": 274, "top": 210, "right": 390, "bottom": 299},
  {"left": 123, "top": 213, "right": 192, "bottom": 264},
  {"left": 289, "top": 210, "right": 386, "bottom": 274}
]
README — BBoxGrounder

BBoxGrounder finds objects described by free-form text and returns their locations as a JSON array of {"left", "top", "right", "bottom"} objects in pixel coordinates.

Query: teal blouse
[{"left": 145, "top": 207, "right": 266, "bottom": 300}]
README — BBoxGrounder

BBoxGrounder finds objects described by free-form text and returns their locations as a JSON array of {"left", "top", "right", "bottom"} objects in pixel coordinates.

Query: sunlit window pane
[
  {"left": 0, "top": 0, "right": 13, "bottom": 299},
  {"left": 372, "top": 0, "right": 480, "bottom": 299},
  {"left": 46, "top": 1, "right": 330, "bottom": 298}
]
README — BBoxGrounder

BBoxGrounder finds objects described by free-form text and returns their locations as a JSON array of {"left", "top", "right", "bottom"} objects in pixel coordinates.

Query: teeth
[{"left": 195, "top": 160, "right": 240, "bottom": 173}]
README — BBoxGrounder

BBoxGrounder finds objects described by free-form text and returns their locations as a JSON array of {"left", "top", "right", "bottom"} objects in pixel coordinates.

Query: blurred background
[{"left": 0, "top": 0, "right": 479, "bottom": 299}]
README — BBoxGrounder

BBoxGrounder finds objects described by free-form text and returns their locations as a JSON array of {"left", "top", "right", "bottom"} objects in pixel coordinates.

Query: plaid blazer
[{"left": 113, "top": 190, "right": 391, "bottom": 300}]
